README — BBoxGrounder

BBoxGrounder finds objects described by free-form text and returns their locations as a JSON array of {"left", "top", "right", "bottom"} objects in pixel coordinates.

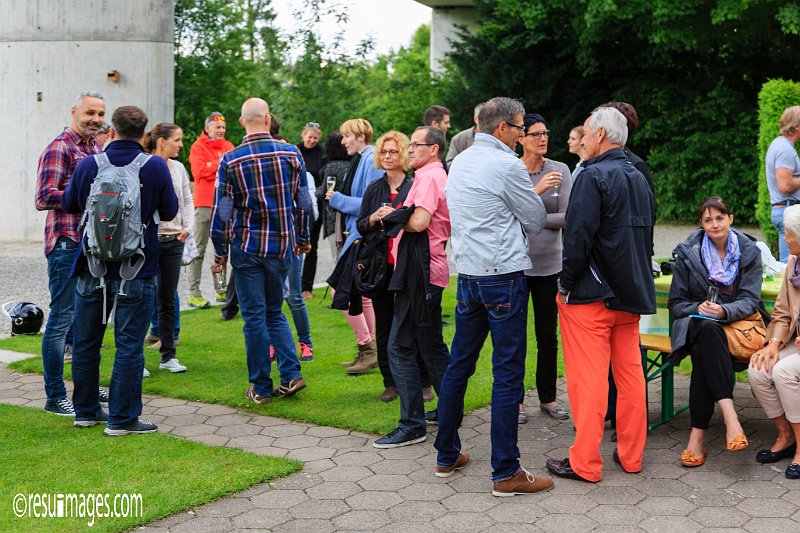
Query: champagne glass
[
  {"left": 326, "top": 177, "right": 336, "bottom": 193},
  {"left": 707, "top": 286, "right": 719, "bottom": 304},
  {"left": 551, "top": 172, "right": 562, "bottom": 197}
]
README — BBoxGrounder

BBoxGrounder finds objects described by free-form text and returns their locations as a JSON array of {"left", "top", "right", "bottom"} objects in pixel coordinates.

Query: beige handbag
[{"left": 723, "top": 312, "right": 767, "bottom": 362}]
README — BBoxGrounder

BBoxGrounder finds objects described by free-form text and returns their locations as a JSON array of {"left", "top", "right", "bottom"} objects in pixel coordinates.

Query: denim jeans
[
  {"left": 435, "top": 273, "right": 528, "bottom": 481},
  {"left": 771, "top": 206, "right": 790, "bottom": 262},
  {"left": 389, "top": 285, "right": 450, "bottom": 434},
  {"left": 231, "top": 246, "right": 302, "bottom": 397},
  {"left": 150, "top": 292, "right": 180, "bottom": 340},
  {"left": 284, "top": 253, "right": 312, "bottom": 345},
  {"left": 41, "top": 237, "right": 78, "bottom": 401},
  {"left": 72, "top": 273, "right": 155, "bottom": 425}
]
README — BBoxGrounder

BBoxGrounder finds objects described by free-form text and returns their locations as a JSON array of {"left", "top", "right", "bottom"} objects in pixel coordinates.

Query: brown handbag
[{"left": 723, "top": 312, "right": 767, "bottom": 362}]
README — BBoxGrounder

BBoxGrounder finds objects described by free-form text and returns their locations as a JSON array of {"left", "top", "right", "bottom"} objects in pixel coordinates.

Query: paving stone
[
  {"left": 446, "top": 473, "right": 491, "bottom": 493},
  {"left": 170, "top": 424, "right": 216, "bottom": 438},
  {"left": 270, "top": 473, "right": 323, "bottom": 491},
  {"left": 357, "top": 474, "right": 413, "bottom": 492},
  {"left": 679, "top": 470, "right": 737, "bottom": 489},
  {"left": 375, "top": 444, "right": 430, "bottom": 460},
  {"left": 302, "top": 459, "right": 337, "bottom": 473},
  {"left": 440, "top": 492, "right": 499, "bottom": 513},
  {"left": 205, "top": 413, "right": 252, "bottom": 427},
  {"left": 169, "top": 516, "right": 232, "bottom": 532},
  {"left": 332, "top": 510, "right": 393, "bottom": 530},
  {"left": 331, "top": 451, "right": 384, "bottom": 467},
  {"left": 387, "top": 500, "right": 447, "bottom": 522},
  {"left": 147, "top": 511, "right": 195, "bottom": 527},
  {"left": 588, "top": 504, "right": 647, "bottom": 525},
  {"left": 305, "top": 481, "right": 363, "bottom": 500},
  {"left": 250, "top": 489, "right": 308, "bottom": 509},
  {"left": 319, "top": 466, "right": 373, "bottom": 482},
  {"left": 156, "top": 423, "right": 175, "bottom": 433},
  {"left": 485, "top": 501, "right": 547, "bottom": 523},
  {"left": 431, "top": 511, "right": 496, "bottom": 531},
  {"left": 318, "top": 435, "right": 369, "bottom": 448},
  {"left": 639, "top": 515, "right": 702, "bottom": 533},
  {"left": 259, "top": 423, "right": 309, "bottom": 438},
  {"left": 722, "top": 463, "right": 783, "bottom": 481},
  {"left": 146, "top": 397, "right": 186, "bottom": 407},
  {"left": 587, "top": 485, "right": 646, "bottom": 505},
  {"left": 214, "top": 423, "right": 263, "bottom": 438},
  {"left": 534, "top": 513, "right": 597, "bottom": 532},
  {"left": 271, "top": 518, "right": 334, "bottom": 532},
  {"left": 230, "top": 508, "right": 292, "bottom": 529},
  {"left": 636, "top": 496, "right": 697, "bottom": 516},
  {"left": 540, "top": 493, "right": 598, "bottom": 514},
  {"left": 21, "top": 389, "right": 46, "bottom": 399},
  {"left": 287, "top": 446, "right": 337, "bottom": 461},
  {"left": 689, "top": 506, "right": 750, "bottom": 527},
  {"left": 153, "top": 404, "right": 198, "bottom": 416},
  {"left": 303, "top": 425, "right": 350, "bottom": 437},
  {"left": 289, "top": 498, "right": 349, "bottom": 519},
  {"left": 248, "top": 446, "right": 289, "bottom": 457},
  {"left": 378, "top": 521, "right": 441, "bottom": 533},
  {"left": 273, "top": 434, "right": 322, "bottom": 450},
  {"left": 0, "top": 396, "right": 29, "bottom": 405},
  {"left": 737, "top": 497, "right": 797, "bottom": 518},
  {"left": 781, "top": 489, "right": 800, "bottom": 506},
  {"left": 345, "top": 490, "right": 404, "bottom": 510},
  {"left": 634, "top": 478, "right": 692, "bottom": 497},
  {"left": 368, "top": 459, "right": 424, "bottom": 475},
  {"left": 186, "top": 434, "right": 230, "bottom": 447},
  {"left": 192, "top": 497, "right": 254, "bottom": 518},
  {"left": 19, "top": 381, "right": 43, "bottom": 390},
  {"left": 195, "top": 404, "right": 238, "bottom": 416},
  {"left": 685, "top": 488, "right": 744, "bottom": 507},
  {"left": 162, "top": 413, "right": 210, "bottom": 427},
  {"left": 398, "top": 481, "right": 456, "bottom": 501},
  {"left": 592, "top": 526, "right": 645, "bottom": 533},
  {"left": 232, "top": 483, "right": 270, "bottom": 498},
  {"left": 638, "top": 462, "right": 689, "bottom": 479},
  {"left": 599, "top": 469, "right": 644, "bottom": 487},
  {"left": 729, "top": 480, "right": 789, "bottom": 499},
  {"left": 225, "top": 435, "right": 276, "bottom": 449},
  {"left": 744, "top": 517, "right": 800, "bottom": 532}
]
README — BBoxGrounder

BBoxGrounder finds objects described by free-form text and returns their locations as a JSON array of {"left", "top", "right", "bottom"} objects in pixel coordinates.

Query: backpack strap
[
  {"left": 129, "top": 153, "right": 160, "bottom": 226},
  {"left": 94, "top": 152, "right": 111, "bottom": 170}
]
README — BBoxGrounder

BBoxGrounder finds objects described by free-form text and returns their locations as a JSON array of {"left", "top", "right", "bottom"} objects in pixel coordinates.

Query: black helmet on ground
[{"left": 2, "top": 301, "right": 44, "bottom": 336}]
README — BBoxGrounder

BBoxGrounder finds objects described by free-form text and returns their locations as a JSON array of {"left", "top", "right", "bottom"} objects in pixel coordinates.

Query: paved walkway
[{"left": 2, "top": 360, "right": 799, "bottom": 532}]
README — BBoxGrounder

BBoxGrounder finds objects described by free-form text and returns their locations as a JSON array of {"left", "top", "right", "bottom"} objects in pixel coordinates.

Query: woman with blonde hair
[{"left": 297, "top": 121, "right": 328, "bottom": 299}]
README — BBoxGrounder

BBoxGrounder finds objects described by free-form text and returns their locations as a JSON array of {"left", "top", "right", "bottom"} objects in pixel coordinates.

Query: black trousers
[
  {"left": 157, "top": 238, "right": 184, "bottom": 363},
  {"left": 301, "top": 210, "right": 323, "bottom": 292},
  {"left": 687, "top": 318, "right": 736, "bottom": 429},
  {"left": 221, "top": 270, "right": 239, "bottom": 320},
  {"left": 372, "top": 268, "right": 396, "bottom": 388},
  {"left": 527, "top": 274, "right": 560, "bottom": 404}
]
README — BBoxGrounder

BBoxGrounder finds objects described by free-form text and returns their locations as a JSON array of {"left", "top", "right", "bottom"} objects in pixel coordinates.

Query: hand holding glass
[{"left": 326, "top": 177, "right": 336, "bottom": 192}]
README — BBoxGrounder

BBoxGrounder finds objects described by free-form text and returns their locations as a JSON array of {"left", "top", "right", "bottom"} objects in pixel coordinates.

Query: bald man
[{"left": 210, "top": 98, "right": 313, "bottom": 403}]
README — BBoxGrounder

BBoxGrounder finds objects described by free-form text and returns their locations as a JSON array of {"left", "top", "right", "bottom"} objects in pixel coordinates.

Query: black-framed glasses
[
  {"left": 525, "top": 130, "right": 550, "bottom": 138},
  {"left": 409, "top": 142, "right": 434, "bottom": 150},
  {"left": 305, "top": 121, "right": 320, "bottom": 128},
  {"left": 505, "top": 121, "right": 525, "bottom": 131},
  {"left": 379, "top": 150, "right": 400, "bottom": 157}
]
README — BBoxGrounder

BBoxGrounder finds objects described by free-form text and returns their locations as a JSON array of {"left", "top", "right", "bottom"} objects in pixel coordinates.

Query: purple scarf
[{"left": 702, "top": 230, "right": 740, "bottom": 286}]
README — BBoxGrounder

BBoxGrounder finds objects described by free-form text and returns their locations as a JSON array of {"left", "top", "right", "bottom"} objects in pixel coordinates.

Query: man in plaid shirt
[
  {"left": 210, "top": 97, "right": 312, "bottom": 404},
  {"left": 35, "top": 91, "right": 105, "bottom": 416}
]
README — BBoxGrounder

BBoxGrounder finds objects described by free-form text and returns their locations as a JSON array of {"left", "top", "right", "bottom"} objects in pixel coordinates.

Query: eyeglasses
[
  {"left": 409, "top": 142, "right": 434, "bottom": 150},
  {"left": 379, "top": 150, "right": 400, "bottom": 157},
  {"left": 305, "top": 122, "right": 320, "bottom": 128},
  {"left": 505, "top": 122, "right": 525, "bottom": 131},
  {"left": 525, "top": 130, "right": 550, "bottom": 139}
]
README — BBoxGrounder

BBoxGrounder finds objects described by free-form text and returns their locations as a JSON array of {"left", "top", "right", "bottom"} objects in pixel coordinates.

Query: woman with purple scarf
[
  {"left": 668, "top": 197, "right": 765, "bottom": 468},
  {"left": 748, "top": 204, "right": 800, "bottom": 479}
]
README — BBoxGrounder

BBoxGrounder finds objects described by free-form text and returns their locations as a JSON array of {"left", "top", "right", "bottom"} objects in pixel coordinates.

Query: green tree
[{"left": 440, "top": 0, "right": 800, "bottom": 223}]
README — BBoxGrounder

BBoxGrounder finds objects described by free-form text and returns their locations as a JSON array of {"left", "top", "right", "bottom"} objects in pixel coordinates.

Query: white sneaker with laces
[
  {"left": 159, "top": 358, "right": 187, "bottom": 373},
  {"left": 142, "top": 367, "right": 150, "bottom": 378}
]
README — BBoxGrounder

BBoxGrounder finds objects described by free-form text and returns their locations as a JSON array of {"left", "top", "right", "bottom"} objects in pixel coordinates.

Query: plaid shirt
[
  {"left": 35, "top": 128, "right": 101, "bottom": 255},
  {"left": 211, "top": 132, "right": 311, "bottom": 260}
]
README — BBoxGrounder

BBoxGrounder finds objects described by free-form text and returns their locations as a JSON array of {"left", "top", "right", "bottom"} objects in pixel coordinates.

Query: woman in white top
[
  {"left": 143, "top": 123, "right": 194, "bottom": 374},
  {"left": 567, "top": 125, "right": 585, "bottom": 180}
]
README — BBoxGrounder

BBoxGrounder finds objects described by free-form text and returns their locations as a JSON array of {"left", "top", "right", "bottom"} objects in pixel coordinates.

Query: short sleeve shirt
[{"left": 766, "top": 136, "right": 800, "bottom": 204}]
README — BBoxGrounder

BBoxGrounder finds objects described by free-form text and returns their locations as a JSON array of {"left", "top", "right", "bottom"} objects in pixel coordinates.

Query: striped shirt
[
  {"left": 35, "top": 128, "right": 102, "bottom": 255},
  {"left": 211, "top": 132, "right": 311, "bottom": 260}
]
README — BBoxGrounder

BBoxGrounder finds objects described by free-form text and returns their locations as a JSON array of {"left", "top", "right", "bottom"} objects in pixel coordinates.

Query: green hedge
[{"left": 756, "top": 79, "right": 800, "bottom": 252}]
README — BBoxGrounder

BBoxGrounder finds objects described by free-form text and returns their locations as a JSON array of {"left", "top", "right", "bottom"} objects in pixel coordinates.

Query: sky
[{"left": 272, "top": 0, "right": 432, "bottom": 58}]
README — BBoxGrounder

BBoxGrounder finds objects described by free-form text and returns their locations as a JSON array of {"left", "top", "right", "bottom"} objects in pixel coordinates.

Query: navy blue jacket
[
  {"left": 63, "top": 140, "right": 178, "bottom": 279},
  {"left": 560, "top": 148, "right": 656, "bottom": 315}
]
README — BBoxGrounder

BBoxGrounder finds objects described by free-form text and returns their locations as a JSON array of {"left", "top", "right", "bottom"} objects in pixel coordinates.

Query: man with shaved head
[{"left": 210, "top": 98, "right": 313, "bottom": 403}]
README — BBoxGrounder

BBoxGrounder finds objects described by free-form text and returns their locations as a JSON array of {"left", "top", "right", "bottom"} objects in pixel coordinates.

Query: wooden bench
[{"left": 640, "top": 334, "right": 690, "bottom": 430}]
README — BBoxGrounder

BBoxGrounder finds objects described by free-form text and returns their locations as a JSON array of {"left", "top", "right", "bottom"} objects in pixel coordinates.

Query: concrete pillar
[
  {"left": 414, "top": 2, "right": 480, "bottom": 73},
  {"left": 0, "top": 0, "right": 174, "bottom": 242}
]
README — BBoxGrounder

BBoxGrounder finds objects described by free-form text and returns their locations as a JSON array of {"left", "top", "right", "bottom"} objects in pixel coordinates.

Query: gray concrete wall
[
  {"left": 429, "top": 6, "right": 479, "bottom": 73},
  {"left": 0, "top": 0, "right": 174, "bottom": 242}
]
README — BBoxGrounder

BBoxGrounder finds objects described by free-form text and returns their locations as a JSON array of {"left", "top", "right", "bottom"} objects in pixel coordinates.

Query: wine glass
[{"left": 551, "top": 172, "right": 562, "bottom": 197}]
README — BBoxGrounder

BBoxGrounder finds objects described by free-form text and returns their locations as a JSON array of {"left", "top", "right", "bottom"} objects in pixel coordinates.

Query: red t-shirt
[{"left": 387, "top": 192, "right": 398, "bottom": 265}]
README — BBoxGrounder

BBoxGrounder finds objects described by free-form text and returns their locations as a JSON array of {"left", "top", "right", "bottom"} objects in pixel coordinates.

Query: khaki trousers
[
  {"left": 748, "top": 343, "right": 800, "bottom": 423},
  {"left": 187, "top": 207, "right": 211, "bottom": 297}
]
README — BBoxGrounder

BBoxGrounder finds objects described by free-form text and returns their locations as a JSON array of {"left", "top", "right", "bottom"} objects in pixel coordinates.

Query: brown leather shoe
[
  {"left": 380, "top": 386, "right": 398, "bottom": 402},
  {"left": 422, "top": 386, "right": 434, "bottom": 402},
  {"left": 492, "top": 467, "right": 555, "bottom": 496},
  {"left": 435, "top": 452, "right": 471, "bottom": 478},
  {"left": 274, "top": 377, "right": 306, "bottom": 398},
  {"left": 347, "top": 340, "right": 378, "bottom": 374}
]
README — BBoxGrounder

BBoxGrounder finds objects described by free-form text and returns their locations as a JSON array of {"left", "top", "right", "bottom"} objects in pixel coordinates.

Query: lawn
[
  {"left": 3, "top": 281, "right": 561, "bottom": 435},
  {"left": 0, "top": 403, "right": 301, "bottom": 533}
]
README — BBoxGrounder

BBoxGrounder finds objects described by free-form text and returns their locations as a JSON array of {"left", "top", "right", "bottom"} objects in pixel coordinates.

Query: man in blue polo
[
  {"left": 210, "top": 97, "right": 312, "bottom": 404},
  {"left": 64, "top": 105, "right": 178, "bottom": 435}
]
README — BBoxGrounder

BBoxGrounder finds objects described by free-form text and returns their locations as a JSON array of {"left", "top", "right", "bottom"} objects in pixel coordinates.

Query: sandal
[
  {"left": 680, "top": 448, "right": 707, "bottom": 468},
  {"left": 727, "top": 434, "right": 749, "bottom": 451}
]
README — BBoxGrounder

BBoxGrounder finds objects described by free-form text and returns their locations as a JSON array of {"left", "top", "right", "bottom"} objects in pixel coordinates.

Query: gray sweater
[{"left": 524, "top": 159, "right": 572, "bottom": 277}]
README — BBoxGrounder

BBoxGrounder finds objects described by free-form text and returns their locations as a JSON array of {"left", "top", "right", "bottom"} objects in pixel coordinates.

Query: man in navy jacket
[{"left": 63, "top": 105, "right": 177, "bottom": 435}]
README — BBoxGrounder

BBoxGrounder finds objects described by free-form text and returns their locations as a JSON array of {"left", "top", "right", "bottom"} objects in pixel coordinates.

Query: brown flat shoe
[
  {"left": 680, "top": 448, "right": 707, "bottom": 467},
  {"left": 727, "top": 434, "right": 749, "bottom": 451},
  {"left": 436, "top": 452, "right": 471, "bottom": 478},
  {"left": 380, "top": 386, "right": 398, "bottom": 402}
]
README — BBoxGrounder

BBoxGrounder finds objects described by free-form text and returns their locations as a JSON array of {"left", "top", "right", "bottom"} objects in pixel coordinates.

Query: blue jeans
[
  {"left": 284, "top": 253, "right": 312, "bottom": 345},
  {"left": 771, "top": 206, "right": 790, "bottom": 262},
  {"left": 150, "top": 292, "right": 180, "bottom": 340},
  {"left": 231, "top": 246, "right": 302, "bottom": 397},
  {"left": 389, "top": 285, "right": 450, "bottom": 434},
  {"left": 72, "top": 273, "right": 155, "bottom": 425},
  {"left": 41, "top": 237, "right": 78, "bottom": 401},
  {"left": 434, "top": 273, "right": 529, "bottom": 481}
]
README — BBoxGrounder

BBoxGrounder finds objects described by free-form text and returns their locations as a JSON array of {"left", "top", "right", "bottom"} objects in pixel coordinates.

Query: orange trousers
[{"left": 557, "top": 300, "right": 647, "bottom": 482}]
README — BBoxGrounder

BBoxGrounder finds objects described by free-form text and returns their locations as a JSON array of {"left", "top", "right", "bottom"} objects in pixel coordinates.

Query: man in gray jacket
[{"left": 434, "top": 97, "right": 553, "bottom": 496}]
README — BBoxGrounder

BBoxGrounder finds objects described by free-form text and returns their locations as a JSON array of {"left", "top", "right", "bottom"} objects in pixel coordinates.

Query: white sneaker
[
  {"left": 159, "top": 358, "right": 187, "bottom": 373},
  {"left": 142, "top": 367, "right": 150, "bottom": 378}
]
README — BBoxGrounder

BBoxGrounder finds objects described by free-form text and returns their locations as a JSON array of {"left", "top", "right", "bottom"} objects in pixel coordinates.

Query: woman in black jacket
[
  {"left": 297, "top": 122, "right": 329, "bottom": 299},
  {"left": 669, "top": 196, "right": 764, "bottom": 467},
  {"left": 353, "top": 131, "right": 413, "bottom": 400}
]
